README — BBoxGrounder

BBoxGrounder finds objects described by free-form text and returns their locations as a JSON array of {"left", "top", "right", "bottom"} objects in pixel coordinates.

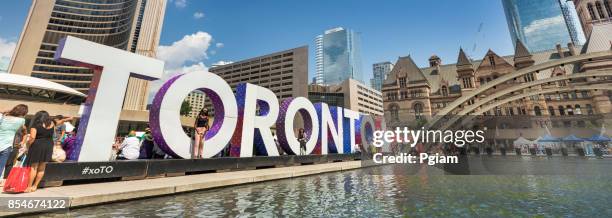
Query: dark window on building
[
  {"left": 548, "top": 106, "right": 556, "bottom": 116},
  {"left": 586, "top": 104, "right": 594, "bottom": 115},
  {"left": 441, "top": 86, "right": 448, "bottom": 96},
  {"left": 534, "top": 106, "right": 542, "bottom": 116},
  {"left": 605, "top": 1, "right": 612, "bottom": 17},
  {"left": 524, "top": 73, "right": 535, "bottom": 82},
  {"left": 399, "top": 77, "right": 407, "bottom": 88},
  {"left": 390, "top": 105, "right": 399, "bottom": 120},
  {"left": 570, "top": 91, "right": 577, "bottom": 99},
  {"left": 506, "top": 107, "right": 514, "bottom": 116},
  {"left": 558, "top": 106, "right": 565, "bottom": 115},
  {"left": 488, "top": 56, "right": 495, "bottom": 68},
  {"left": 566, "top": 105, "right": 574, "bottom": 115},
  {"left": 462, "top": 77, "right": 473, "bottom": 88},
  {"left": 413, "top": 102, "right": 424, "bottom": 119},
  {"left": 495, "top": 107, "right": 502, "bottom": 116},
  {"left": 596, "top": 2, "right": 607, "bottom": 18},
  {"left": 588, "top": 4, "right": 597, "bottom": 20}
]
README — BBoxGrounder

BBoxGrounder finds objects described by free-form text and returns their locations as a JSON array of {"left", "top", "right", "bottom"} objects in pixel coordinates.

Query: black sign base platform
[{"left": 40, "top": 154, "right": 363, "bottom": 187}]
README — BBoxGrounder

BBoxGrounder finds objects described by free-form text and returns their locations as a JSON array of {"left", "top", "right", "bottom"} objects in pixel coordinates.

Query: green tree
[
  {"left": 180, "top": 100, "right": 192, "bottom": 116},
  {"left": 415, "top": 117, "right": 428, "bottom": 129}
]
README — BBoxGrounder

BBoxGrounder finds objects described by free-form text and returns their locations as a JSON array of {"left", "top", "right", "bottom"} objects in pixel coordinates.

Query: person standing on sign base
[
  {"left": 25, "top": 111, "right": 56, "bottom": 192},
  {"left": 297, "top": 128, "right": 307, "bottom": 155},
  {"left": 52, "top": 115, "right": 72, "bottom": 145},
  {"left": 0, "top": 104, "right": 28, "bottom": 187},
  {"left": 61, "top": 126, "right": 78, "bottom": 161},
  {"left": 193, "top": 108, "right": 209, "bottom": 159}
]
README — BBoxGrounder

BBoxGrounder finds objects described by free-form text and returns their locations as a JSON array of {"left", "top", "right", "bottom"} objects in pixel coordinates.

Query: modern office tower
[
  {"left": 8, "top": 0, "right": 167, "bottom": 111},
  {"left": 185, "top": 91, "right": 205, "bottom": 118},
  {"left": 560, "top": 0, "right": 587, "bottom": 44},
  {"left": 314, "top": 27, "right": 363, "bottom": 85},
  {"left": 502, "top": 0, "right": 582, "bottom": 52},
  {"left": 308, "top": 79, "right": 383, "bottom": 116},
  {"left": 572, "top": 0, "right": 612, "bottom": 37},
  {"left": 371, "top": 62, "right": 394, "bottom": 91},
  {"left": 314, "top": 35, "right": 324, "bottom": 84},
  {"left": 209, "top": 46, "right": 309, "bottom": 107}
]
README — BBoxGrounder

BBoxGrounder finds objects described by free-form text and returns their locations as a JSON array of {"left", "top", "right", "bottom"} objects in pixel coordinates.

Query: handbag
[
  {"left": 52, "top": 145, "right": 66, "bottom": 162},
  {"left": 3, "top": 155, "right": 31, "bottom": 193}
]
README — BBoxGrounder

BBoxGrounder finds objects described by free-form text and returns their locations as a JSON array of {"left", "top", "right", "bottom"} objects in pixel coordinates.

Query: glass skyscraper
[
  {"left": 371, "top": 62, "right": 393, "bottom": 91},
  {"left": 314, "top": 27, "right": 363, "bottom": 85},
  {"left": 559, "top": 0, "right": 587, "bottom": 45},
  {"left": 502, "top": 0, "right": 585, "bottom": 52}
]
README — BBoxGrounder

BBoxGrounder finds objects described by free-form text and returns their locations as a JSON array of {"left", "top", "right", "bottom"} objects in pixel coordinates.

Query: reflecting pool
[{"left": 38, "top": 157, "right": 612, "bottom": 217}]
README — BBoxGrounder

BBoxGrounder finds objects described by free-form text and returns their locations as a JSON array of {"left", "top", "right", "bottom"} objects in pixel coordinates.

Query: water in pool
[{"left": 36, "top": 157, "right": 612, "bottom": 217}]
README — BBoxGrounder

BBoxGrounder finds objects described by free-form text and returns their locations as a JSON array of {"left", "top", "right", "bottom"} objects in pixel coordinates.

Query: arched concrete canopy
[
  {"left": 428, "top": 50, "right": 612, "bottom": 127},
  {"left": 448, "top": 84, "right": 612, "bottom": 128},
  {"left": 458, "top": 70, "right": 610, "bottom": 116},
  {"left": 0, "top": 72, "right": 86, "bottom": 97}
]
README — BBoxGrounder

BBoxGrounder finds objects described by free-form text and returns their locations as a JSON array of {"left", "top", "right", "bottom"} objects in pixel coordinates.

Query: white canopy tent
[{"left": 513, "top": 137, "right": 535, "bottom": 153}]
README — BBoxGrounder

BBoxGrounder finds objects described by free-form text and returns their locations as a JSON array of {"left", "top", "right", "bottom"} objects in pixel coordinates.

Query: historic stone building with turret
[{"left": 382, "top": 25, "right": 612, "bottom": 148}]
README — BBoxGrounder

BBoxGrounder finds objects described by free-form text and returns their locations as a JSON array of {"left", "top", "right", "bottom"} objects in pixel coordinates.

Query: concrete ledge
[
  {"left": 0, "top": 160, "right": 365, "bottom": 216},
  {"left": 71, "top": 186, "right": 176, "bottom": 207},
  {"left": 175, "top": 177, "right": 254, "bottom": 193}
]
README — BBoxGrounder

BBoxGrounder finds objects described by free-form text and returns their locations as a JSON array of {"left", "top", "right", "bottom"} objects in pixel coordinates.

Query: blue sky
[{"left": 0, "top": 0, "right": 514, "bottom": 84}]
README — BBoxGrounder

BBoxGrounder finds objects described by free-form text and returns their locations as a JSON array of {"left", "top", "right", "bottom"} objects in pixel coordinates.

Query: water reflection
[{"left": 37, "top": 160, "right": 612, "bottom": 217}]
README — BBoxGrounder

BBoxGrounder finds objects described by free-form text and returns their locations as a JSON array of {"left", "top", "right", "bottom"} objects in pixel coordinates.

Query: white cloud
[
  {"left": 0, "top": 37, "right": 16, "bottom": 71},
  {"left": 174, "top": 0, "right": 187, "bottom": 8},
  {"left": 149, "top": 31, "right": 215, "bottom": 102},
  {"left": 148, "top": 62, "right": 209, "bottom": 102},
  {"left": 215, "top": 42, "right": 224, "bottom": 48},
  {"left": 524, "top": 15, "right": 565, "bottom": 35},
  {"left": 0, "top": 37, "right": 16, "bottom": 60},
  {"left": 161, "top": 62, "right": 209, "bottom": 84},
  {"left": 174, "top": 62, "right": 208, "bottom": 74},
  {"left": 157, "top": 31, "right": 212, "bottom": 69},
  {"left": 193, "top": 12, "right": 205, "bottom": 19},
  {"left": 0, "top": 58, "right": 9, "bottom": 71},
  {"left": 212, "top": 60, "right": 233, "bottom": 66}
]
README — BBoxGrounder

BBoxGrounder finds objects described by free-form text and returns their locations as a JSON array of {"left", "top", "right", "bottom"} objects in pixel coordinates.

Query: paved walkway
[{"left": 0, "top": 161, "right": 363, "bottom": 216}]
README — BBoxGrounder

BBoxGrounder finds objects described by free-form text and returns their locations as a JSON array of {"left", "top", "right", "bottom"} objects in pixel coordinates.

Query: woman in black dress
[
  {"left": 193, "top": 108, "right": 209, "bottom": 159},
  {"left": 297, "top": 128, "right": 307, "bottom": 155},
  {"left": 25, "top": 111, "right": 55, "bottom": 192}
]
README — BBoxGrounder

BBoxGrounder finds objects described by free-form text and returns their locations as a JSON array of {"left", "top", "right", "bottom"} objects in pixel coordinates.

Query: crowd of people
[
  {"left": 112, "top": 128, "right": 168, "bottom": 160},
  {"left": 0, "top": 104, "right": 74, "bottom": 192},
  {"left": 0, "top": 106, "right": 341, "bottom": 193}
]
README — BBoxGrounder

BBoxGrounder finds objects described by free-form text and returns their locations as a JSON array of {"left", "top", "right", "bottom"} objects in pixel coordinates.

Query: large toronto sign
[{"left": 56, "top": 36, "right": 384, "bottom": 162}]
